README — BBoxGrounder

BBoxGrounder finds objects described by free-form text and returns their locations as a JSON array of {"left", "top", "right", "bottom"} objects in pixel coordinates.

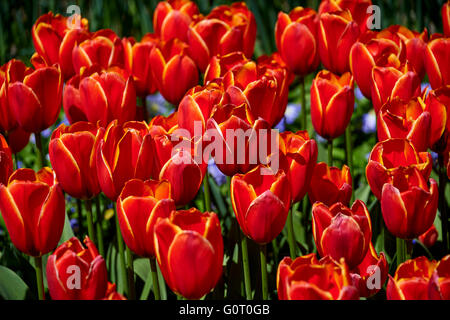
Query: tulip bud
[
  {"left": 419, "top": 225, "right": 438, "bottom": 249},
  {"left": 154, "top": 208, "right": 223, "bottom": 299},
  {"left": 46, "top": 237, "right": 109, "bottom": 300},
  {"left": 319, "top": 0, "right": 373, "bottom": 33},
  {"left": 117, "top": 179, "right": 175, "bottom": 257},
  {"left": 0, "top": 168, "right": 65, "bottom": 256},
  {"left": 0, "top": 134, "right": 13, "bottom": 185},
  {"left": 425, "top": 37, "right": 450, "bottom": 90},
  {"left": 443, "top": 1, "right": 450, "bottom": 37}
]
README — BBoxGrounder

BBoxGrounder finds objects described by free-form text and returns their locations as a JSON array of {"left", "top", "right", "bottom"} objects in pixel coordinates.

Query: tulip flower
[
  {"left": 153, "top": 0, "right": 199, "bottom": 43},
  {"left": 279, "top": 131, "right": 318, "bottom": 203},
  {"left": 312, "top": 200, "right": 372, "bottom": 268},
  {"left": 371, "top": 63, "right": 421, "bottom": 113},
  {"left": 275, "top": 7, "right": 319, "bottom": 76},
  {"left": 318, "top": 10, "right": 360, "bottom": 74},
  {"left": 8, "top": 64, "right": 63, "bottom": 133},
  {"left": 149, "top": 39, "right": 199, "bottom": 105},
  {"left": 96, "top": 121, "right": 154, "bottom": 201},
  {"left": 419, "top": 225, "right": 438, "bottom": 249},
  {"left": 429, "top": 255, "right": 450, "bottom": 300},
  {"left": 123, "top": 34, "right": 159, "bottom": 97},
  {"left": 231, "top": 165, "right": 291, "bottom": 244},
  {"left": 387, "top": 256, "right": 437, "bottom": 300},
  {"left": 154, "top": 208, "right": 223, "bottom": 299},
  {"left": 319, "top": 0, "right": 373, "bottom": 33},
  {"left": 3, "top": 127, "right": 30, "bottom": 155},
  {"left": 424, "top": 37, "right": 450, "bottom": 90},
  {"left": 0, "top": 134, "right": 13, "bottom": 185},
  {"left": 103, "top": 283, "right": 126, "bottom": 300},
  {"left": 424, "top": 86, "right": 449, "bottom": 152},
  {"left": 32, "top": 12, "right": 89, "bottom": 79},
  {"left": 277, "top": 254, "right": 359, "bottom": 300},
  {"left": 117, "top": 179, "right": 175, "bottom": 257},
  {"left": 0, "top": 167, "right": 65, "bottom": 257},
  {"left": 309, "top": 162, "right": 352, "bottom": 207},
  {"left": 49, "top": 122, "right": 104, "bottom": 199},
  {"left": 187, "top": 2, "right": 256, "bottom": 71},
  {"left": 366, "top": 138, "right": 432, "bottom": 199},
  {"left": 72, "top": 29, "right": 125, "bottom": 74},
  {"left": 350, "top": 243, "right": 388, "bottom": 297},
  {"left": 377, "top": 97, "right": 431, "bottom": 152},
  {"left": 149, "top": 111, "right": 179, "bottom": 136},
  {"left": 310, "top": 70, "right": 354, "bottom": 140},
  {"left": 46, "top": 236, "right": 109, "bottom": 300},
  {"left": 381, "top": 167, "right": 438, "bottom": 239},
  {"left": 444, "top": 1, "right": 450, "bottom": 37},
  {"left": 63, "top": 66, "right": 136, "bottom": 126}
]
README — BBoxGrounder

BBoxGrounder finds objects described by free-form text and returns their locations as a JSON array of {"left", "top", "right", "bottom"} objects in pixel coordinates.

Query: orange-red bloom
[
  {"left": 154, "top": 208, "right": 223, "bottom": 299},
  {"left": 275, "top": 7, "right": 319, "bottom": 76},
  {"left": 280, "top": 131, "right": 318, "bottom": 203},
  {"left": 150, "top": 39, "right": 199, "bottom": 105},
  {"left": 32, "top": 12, "right": 89, "bottom": 79},
  {"left": 49, "top": 122, "right": 104, "bottom": 199},
  {"left": 311, "top": 70, "right": 354, "bottom": 140},
  {"left": 429, "top": 255, "right": 450, "bottom": 300},
  {"left": 0, "top": 134, "right": 12, "bottom": 185},
  {"left": 0, "top": 168, "right": 65, "bottom": 257},
  {"left": 425, "top": 37, "right": 450, "bottom": 90},
  {"left": 8, "top": 65, "right": 63, "bottom": 133},
  {"left": 231, "top": 165, "right": 291, "bottom": 244},
  {"left": 377, "top": 97, "right": 431, "bottom": 152},
  {"left": 117, "top": 179, "right": 175, "bottom": 258},
  {"left": 188, "top": 2, "right": 256, "bottom": 71},
  {"left": 425, "top": 86, "right": 450, "bottom": 152},
  {"left": 319, "top": 0, "right": 373, "bottom": 33},
  {"left": 366, "top": 138, "right": 432, "bottom": 199},
  {"left": 318, "top": 10, "right": 360, "bottom": 74},
  {"left": 46, "top": 236, "right": 109, "bottom": 300},
  {"left": 277, "top": 254, "right": 359, "bottom": 300},
  {"left": 312, "top": 201, "right": 372, "bottom": 268},
  {"left": 63, "top": 66, "right": 136, "bottom": 126},
  {"left": 96, "top": 121, "right": 154, "bottom": 201},
  {"left": 309, "top": 162, "right": 352, "bottom": 207},
  {"left": 444, "top": 1, "right": 450, "bottom": 37}
]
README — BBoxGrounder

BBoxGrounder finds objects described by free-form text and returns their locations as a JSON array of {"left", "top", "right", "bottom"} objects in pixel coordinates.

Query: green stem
[
  {"left": 114, "top": 206, "right": 128, "bottom": 297},
  {"left": 438, "top": 154, "right": 449, "bottom": 253},
  {"left": 300, "top": 77, "right": 307, "bottom": 132},
  {"left": 13, "top": 152, "right": 18, "bottom": 170},
  {"left": 84, "top": 199, "right": 96, "bottom": 243},
  {"left": 240, "top": 232, "right": 252, "bottom": 300},
  {"left": 126, "top": 247, "right": 136, "bottom": 300},
  {"left": 34, "top": 132, "right": 46, "bottom": 168},
  {"left": 287, "top": 208, "right": 297, "bottom": 259},
  {"left": 149, "top": 257, "right": 161, "bottom": 300},
  {"left": 76, "top": 198, "right": 84, "bottom": 236},
  {"left": 259, "top": 244, "right": 268, "bottom": 300},
  {"left": 203, "top": 170, "right": 211, "bottom": 212},
  {"left": 34, "top": 256, "right": 45, "bottom": 300},
  {"left": 95, "top": 197, "right": 104, "bottom": 257},
  {"left": 345, "top": 126, "right": 353, "bottom": 201},
  {"left": 396, "top": 238, "right": 407, "bottom": 267},
  {"left": 327, "top": 140, "right": 333, "bottom": 167}
]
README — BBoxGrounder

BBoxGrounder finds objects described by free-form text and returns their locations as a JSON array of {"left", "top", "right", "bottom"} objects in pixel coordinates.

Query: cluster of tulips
[{"left": 0, "top": 0, "right": 449, "bottom": 301}]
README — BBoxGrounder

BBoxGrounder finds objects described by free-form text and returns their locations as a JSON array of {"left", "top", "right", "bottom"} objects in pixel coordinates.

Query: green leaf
[
  {"left": 59, "top": 212, "right": 75, "bottom": 245},
  {"left": 0, "top": 265, "right": 32, "bottom": 300},
  {"left": 133, "top": 258, "right": 167, "bottom": 300}
]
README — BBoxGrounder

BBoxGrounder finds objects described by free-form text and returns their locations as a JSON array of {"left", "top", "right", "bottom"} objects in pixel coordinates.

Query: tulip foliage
[{"left": 0, "top": 0, "right": 450, "bottom": 303}]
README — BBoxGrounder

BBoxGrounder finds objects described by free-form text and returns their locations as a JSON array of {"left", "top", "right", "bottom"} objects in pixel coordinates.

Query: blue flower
[
  {"left": 285, "top": 103, "right": 301, "bottom": 125},
  {"left": 362, "top": 110, "right": 377, "bottom": 134},
  {"left": 208, "top": 158, "right": 226, "bottom": 186}
]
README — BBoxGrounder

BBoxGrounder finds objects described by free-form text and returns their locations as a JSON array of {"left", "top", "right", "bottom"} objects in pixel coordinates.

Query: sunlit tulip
[
  {"left": 424, "top": 86, "right": 449, "bottom": 152},
  {"left": 154, "top": 208, "right": 223, "bottom": 299},
  {"left": 46, "top": 237, "right": 109, "bottom": 300},
  {"left": 49, "top": 122, "right": 104, "bottom": 199},
  {"left": 0, "top": 168, "right": 65, "bottom": 256},
  {"left": 0, "top": 134, "right": 13, "bottom": 185},
  {"left": 277, "top": 254, "right": 359, "bottom": 300},
  {"left": 117, "top": 179, "right": 175, "bottom": 257},
  {"left": 424, "top": 36, "right": 450, "bottom": 90},
  {"left": 429, "top": 255, "right": 450, "bottom": 300},
  {"left": 319, "top": 0, "right": 373, "bottom": 33},
  {"left": 443, "top": 1, "right": 450, "bottom": 37}
]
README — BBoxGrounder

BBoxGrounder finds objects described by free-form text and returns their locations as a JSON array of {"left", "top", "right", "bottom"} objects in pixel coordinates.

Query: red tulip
[
  {"left": 103, "top": 283, "right": 126, "bottom": 300},
  {"left": 350, "top": 243, "right": 388, "bottom": 297},
  {"left": 319, "top": 0, "right": 373, "bottom": 33},
  {"left": 318, "top": 10, "right": 360, "bottom": 74},
  {"left": 429, "top": 255, "right": 450, "bottom": 300},
  {"left": 424, "top": 86, "right": 449, "bottom": 151},
  {"left": 49, "top": 122, "right": 104, "bottom": 199},
  {"left": 149, "top": 111, "right": 179, "bottom": 136},
  {"left": 32, "top": 12, "right": 89, "bottom": 79},
  {"left": 153, "top": 0, "right": 199, "bottom": 43},
  {"left": 63, "top": 66, "right": 136, "bottom": 126},
  {"left": 381, "top": 167, "right": 438, "bottom": 239},
  {"left": 371, "top": 63, "right": 421, "bottom": 113},
  {"left": 96, "top": 121, "right": 154, "bottom": 201},
  {"left": 154, "top": 208, "right": 223, "bottom": 299},
  {"left": 312, "top": 200, "right": 372, "bottom": 268},
  {"left": 280, "top": 131, "right": 318, "bottom": 203},
  {"left": 425, "top": 37, "right": 450, "bottom": 90},
  {"left": 366, "top": 138, "right": 432, "bottom": 199},
  {"left": 46, "top": 236, "right": 109, "bottom": 300},
  {"left": 123, "top": 34, "right": 159, "bottom": 97},
  {"left": 277, "top": 254, "right": 359, "bottom": 300},
  {"left": 309, "top": 162, "right": 352, "bottom": 207},
  {"left": 377, "top": 97, "right": 431, "bottom": 152},
  {"left": 443, "top": 1, "right": 450, "bottom": 37},
  {"left": 231, "top": 165, "right": 291, "bottom": 244},
  {"left": 149, "top": 39, "right": 199, "bottom": 105},
  {"left": 187, "top": 2, "right": 256, "bottom": 71},
  {"left": 0, "top": 134, "right": 13, "bottom": 185},
  {"left": 117, "top": 179, "right": 175, "bottom": 257},
  {"left": 275, "top": 7, "right": 319, "bottom": 76},
  {"left": 419, "top": 225, "right": 438, "bottom": 249},
  {"left": 0, "top": 168, "right": 65, "bottom": 256},
  {"left": 311, "top": 70, "right": 354, "bottom": 140},
  {"left": 8, "top": 64, "right": 63, "bottom": 133},
  {"left": 3, "top": 127, "right": 30, "bottom": 155}
]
